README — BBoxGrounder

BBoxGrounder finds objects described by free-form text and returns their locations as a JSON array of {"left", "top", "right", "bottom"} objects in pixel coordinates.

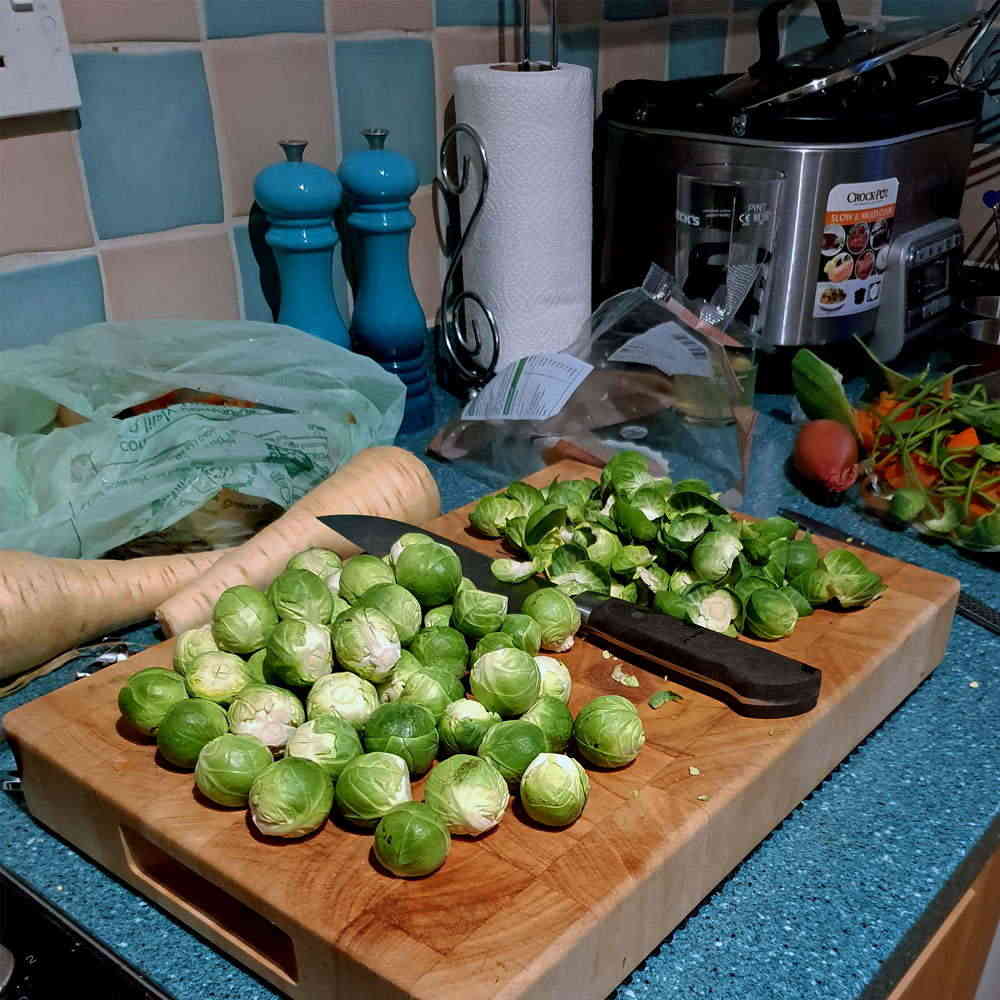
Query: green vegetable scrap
[{"left": 648, "top": 690, "right": 683, "bottom": 709}]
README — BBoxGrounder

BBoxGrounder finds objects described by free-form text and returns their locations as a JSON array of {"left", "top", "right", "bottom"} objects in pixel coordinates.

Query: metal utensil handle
[{"left": 952, "top": 0, "right": 1000, "bottom": 94}]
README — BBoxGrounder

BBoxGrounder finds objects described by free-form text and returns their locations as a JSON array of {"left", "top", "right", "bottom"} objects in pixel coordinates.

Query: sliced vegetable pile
[
  {"left": 793, "top": 347, "right": 1000, "bottom": 553},
  {"left": 470, "top": 450, "right": 885, "bottom": 640},
  {"left": 117, "top": 538, "right": 646, "bottom": 878}
]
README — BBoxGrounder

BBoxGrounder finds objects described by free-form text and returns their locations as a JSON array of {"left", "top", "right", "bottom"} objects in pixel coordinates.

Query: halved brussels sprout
[
  {"left": 264, "top": 620, "right": 333, "bottom": 687},
  {"left": 355, "top": 583, "right": 423, "bottom": 646},
  {"left": 519, "top": 753, "right": 589, "bottom": 827},
  {"left": 195, "top": 733, "right": 273, "bottom": 807},
  {"left": 822, "top": 550, "right": 886, "bottom": 608},
  {"left": 375, "top": 649, "right": 425, "bottom": 703},
  {"left": 228, "top": 683, "right": 305, "bottom": 749},
  {"left": 331, "top": 606, "right": 400, "bottom": 682},
  {"left": 407, "top": 626, "right": 469, "bottom": 678},
  {"left": 745, "top": 588, "right": 799, "bottom": 640},
  {"left": 534, "top": 655, "right": 572, "bottom": 703},
  {"left": 286, "top": 547, "right": 343, "bottom": 580},
  {"left": 266, "top": 568, "right": 334, "bottom": 625},
  {"left": 211, "top": 585, "right": 278, "bottom": 654},
  {"left": 363, "top": 702, "right": 439, "bottom": 776},
  {"left": 394, "top": 541, "right": 463, "bottom": 608},
  {"left": 520, "top": 696, "right": 574, "bottom": 753},
  {"left": 636, "top": 564, "right": 671, "bottom": 595},
  {"left": 477, "top": 719, "right": 547, "bottom": 786},
  {"left": 470, "top": 495, "right": 520, "bottom": 538},
  {"left": 399, "top": 665, "right": 466, "bottom": 721},
  {"left": 438, "top": 699, "right": 501, "bottom": 755},
  {"left": 691, "top": 531, "right": 743, "bottom": 583},
  {"left": 665, "top": 514, "right": 709, "bottom": 549},
  {"left": 333, "top": 751, "right": 412, "bottom": 828},
  {"left": 500, "top": 614, "right": 542, "bottom": 655},
  {"left": 306, "top": 672, "right": 379, "bottom": 729},
  {"left": 423, "top": 604, "right": 453, "bottom": 629},
  {"left": 249, "top": 757, "right": 333, "bottom": 838},
  {"left": 521, "top": 588, "right": 581, "bottom": 652},
  {"left": 388, "top": 532, "right": 434, "bottom": 567},
  {"left": 338, "top": 555, "right": 395, "bottom": 605},
  {"left": 573, "top": 695, "right": 645, "bottom": 768},
  {"left": 689, "top": 588, "right": 742, "bottom": 635},
  {"left": 452, "top": 588, "right": 509, "bottom": 640},
  {"left": 172, "top": 625, "right": 219, "bottom": 678},
  {"left": 118, "top": 668, "right": 189, "bottom": 735},
  {"left": 472, "top": 631, "right": 516, "bottom": 662},
  {"left": 423, "top": 754, "right": 510, "bottom": 835},
  {"left": 469, "top": 648, "right": 541, "bottom": 718},
  {"left": 156, "top": 699, "right": 229, "bottom": 769},
  {"left": 669, "top": 568, "right": 697, "bottom": 594},
  {"left": 374, "top": 802, "right": 451, "bottom": 877},
  {"left": 185, "top": 651, "right": 252, "bottom": 704},
  {"left": 285, "top": 713, "right": 362, "bottom": 778}
]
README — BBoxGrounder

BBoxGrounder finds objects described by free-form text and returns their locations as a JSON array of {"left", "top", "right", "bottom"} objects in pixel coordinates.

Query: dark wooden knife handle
[{"left": 582, "top": 598, "right": 821, "bottom": 718}]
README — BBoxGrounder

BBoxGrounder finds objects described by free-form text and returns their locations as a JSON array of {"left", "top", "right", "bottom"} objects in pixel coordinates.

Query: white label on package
[
  {"left": 462, "top": 354, "right": 593, "bottom": 422},
  {"left": 607, "top": 322, "right": 712, "bottom": 378}
]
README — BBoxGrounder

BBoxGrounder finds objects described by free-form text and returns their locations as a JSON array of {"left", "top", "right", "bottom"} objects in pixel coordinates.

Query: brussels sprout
[
  {"left": 520, "top": 753, "right": 590, "bottom": 827},
  {"left": 477, "top": 719, "right": 547, "bottom": 786},
  {"left": 356, "top": 583, "right": 423, "bottom": 646},
  {"left": 307, "top": 672, "right": 379, "bottom": 729},
  {"left": 636, "top": 564, "right": 671, "bottom": 595},
  {"left": 548, "top": 547, "right": 611, "bottom": 598},
  {"left": 610, "top": 580, "right": 639, "bottom": 602},
  {"left": 333, "top": 752, "right": 412, "bottom": 828},
  {"left": 156, "top": 699, "right": 229, "bottom": 769},
  {"left": 245, "top": 649, "right": 267, "bottom": 683},
  {"left": 600, "top": 450, "right": 653, "bottom": 498},
  {"left": 741, "top": 517, "right": 797, "bottom": 563},
  {"left": 228, "top": 683, "right": 305, "bottom": 749},
  {"left": 822, "top": 550, "right": 886, "bottom": 608},
  {"left": 438, "top": 699, "right": 501, "bottom": 755},
  {"left": 249, "top": 757, "right": 333, "bottom": 838},
  {"left": 613, "top": 498, "right": 658, "bottom": 542},
  {"left": 610, "top": 544, "right": 655, "bottom": 575},
  {"left": 546, "top": 478, "right": 597, "bottom": 507},
  {"left": 471, "top": 631, "right": 516, "bottom": 662},
  {"left": 452, "top": 588, "right": 509, "bottom": 640},
  {"left": 398, "top": 665, "right": 465, "bottom": 721},
  {"left": 423, "top": 754, "right": 510, "bottom": 835},
  {"left": 630, "top": 485, "right": 668, "bottom": 522},
  {"left": 423, "top": 604, "right": 453, "bottom": 629},
  {"left": 785, "top": 537, "right": 820, "bottom": 579},
  {"left": 286, "top": 547, "right": 343, "bottom": 580},
  {"left": 733, "top": 574, "right": 778, "bottom": 605},
  {"left": 573, "top": 695, "right": 645, "bottom": 768},
  {"left": 524, "top": 504, "right": 568, "bottom": 548},
  {"left": 665, "top": 490, "right": 728, "bottom": 519},
  {"left": 408, "top": 626, "right": 469, "bottom": 678},
  {"left": 469, "top": 648, "right": 541, "bottom": 718},
  {"left": 195, "top": 734, "right": 273, "bottom": 807},
  {"left": 339, "top": 554, "right": 395, "bottom": 604},
  {"left": 211, "top": 585, "right": 278, "bottom": 654},
  {"left": 363, "top": 702, "right": 439, "bottom": 776},
  {"left": 505, "top": 481, "right": 546, "bottom": 519},
  {"left": 653, "top": 589, "right": 695, "bottom": 621},
  {"left": 267, "top": 568, "right": 334, "bottom": 625},
  {"left": 331, "top": 606, "right": 400, "bottom": 682},
  {"left": 780, "top": 584, "right": 814, "bottom": 619},
  {"left": 691, "top": 531, "right": 743, "bottom": 583},
  {"left": 388, "top": 532, "right": 434, "bottom": 567},
  {"left": 505, "top": 516, "right": 529, "bottom": 554},
  {"left": 374, "top": 802, "right": 451, "bottom": 877},
  {"left": 672, "top": 477, "right": 713, "bottom": 496},
  {"left": 264, "top": 620, "right": 333, "bottom": 687},
  {"left": 793, "top": 566, "right": 834, "bottom": 606},
  {"left": 375, "top": 650, "right": 425, "bottom": 703},
  {"left": 394, "top": 542, "right": 463, "bottom": 608},
  {"left": 185, "top": 651, "right": 252, "bottom": 705},
  {"left": 500, "top": 614, "right": 542, "bottom": 655},
  {"left": 118, "top": 668, "right": 189, "bottom": 735},
  {"left": 521, "top": 588, "right": 581, "bottom": 652},
  {"left": 964, "top": 510, "right": 1000, "bottom": 551},
  {"left": 534, "top": 656, "right": 572, "bottom": 703},
  {"left": 521, "top": 696, "right": 574, "bottom": 753},
  {"left": 710, "top": 514, "right": 742, "bottom": 538},
  {"left": 690, "top": 588, "right": 742, "bottom": 635},
  {"left": 285, "top": 713, "right": 363, "bottom": 778},
  {"left": 669, "top": 568, "right": 697, "bottom": 594},
  {"left": 665, "top": 514, "right": 709, "bottom": 550},
  {"left": 745, "top": 588, "right": 799, "bottom": 640},
  {"left": 469, "top": 495, "right": 520, "bottom": 538},
  {"left": 580, "top": 525, "right": 622, "bottom": 567},
  {"left": 172, "top": 625, "right": 219, "bottom": 677},
  {"left": 491, "top": 557, "right": 539, "bottom": 584}
]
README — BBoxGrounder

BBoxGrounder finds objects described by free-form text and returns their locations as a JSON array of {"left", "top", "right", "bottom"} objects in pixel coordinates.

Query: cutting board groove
[{"left": 3, "top": 461, "right": 960, "bottom": 1000}]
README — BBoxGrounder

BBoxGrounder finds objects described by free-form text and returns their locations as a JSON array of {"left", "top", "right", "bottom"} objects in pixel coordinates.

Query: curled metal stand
[{"left": 437, "top": 123, "right": 500, "bottom": 395}]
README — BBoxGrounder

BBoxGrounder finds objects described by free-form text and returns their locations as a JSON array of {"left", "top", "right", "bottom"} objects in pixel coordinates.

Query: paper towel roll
[{"left": 454, "top": 63, "right": 593, "bottom": 368}]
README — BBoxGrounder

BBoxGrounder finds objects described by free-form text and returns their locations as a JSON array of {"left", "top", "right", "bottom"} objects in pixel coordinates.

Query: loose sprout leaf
[
  {"left": 491, "top": 558, "right": 538, "bottom": 584},
  {"left": 611, "top": 664, "right": 640, "bottom": 688},
  {"left": 666, "top": 491, "right": 729, "bottom": 519},
  {"left": 648, "top": 689, "right": 683, "bottom": 709},
  {"left": 548, "top": 543, "right": 588, "bottom": 579},
  {"left": 505, "top": 481, "right": 546, "bottom": 518}
]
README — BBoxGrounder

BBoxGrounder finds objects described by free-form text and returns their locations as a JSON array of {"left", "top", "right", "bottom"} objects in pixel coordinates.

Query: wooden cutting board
[{"left": 3, "top": 460, "right": 960, "bottom": 1000}]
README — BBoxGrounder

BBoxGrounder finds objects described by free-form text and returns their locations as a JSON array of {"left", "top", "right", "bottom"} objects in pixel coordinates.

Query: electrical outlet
[{"left": 0, "top": 0, "right": 80, "bottom": 120}]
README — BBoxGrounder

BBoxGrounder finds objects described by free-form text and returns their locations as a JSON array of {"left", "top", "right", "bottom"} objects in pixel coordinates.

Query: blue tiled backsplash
[{"left": 1, "top": 0, "right": 997, "bottom": 349}]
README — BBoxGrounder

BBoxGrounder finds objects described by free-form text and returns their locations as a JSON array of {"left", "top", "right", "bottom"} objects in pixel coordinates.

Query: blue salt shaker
[
  {"left": 253, "top": 139, "right": 349, "bottom": 348},
  {"left": 339, "top": 128, "right": 433, "bottom": 432}
]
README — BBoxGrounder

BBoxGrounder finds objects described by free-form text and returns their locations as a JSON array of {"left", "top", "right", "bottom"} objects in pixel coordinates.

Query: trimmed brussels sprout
[
  {"left": 653, "top": 589, "right": 695, "bottom": 621},
  {"left": 438, "top": 699, "right": 501, "bottom": 755},
  {"left": 195, "top": 734, "right": 273, "bottom": 807},
  {"left": 286, "top": 547, "right": 343, "bottom": 580},
  {"left": 172, "top": 625, "right": 219, "bottom": 677},
  {"left": 266, "top": 569, "right": 334, "bottom": 625},
  {"left": 469, "top": 648, "right": 541, "bottom": 718},
  {"left": 636, "top": 564, "right": 671, "bottom": 595},
  {"left": 691, "top": 531, "right": 743, "bottom": 583},
  {"left": 822, "top": 550, "right": 886, "bottom": 608},
  {"left": 331, "top": 606, "right": 400, "bottom": 682},
  {"left": 741, "top": 517, "right": 798, "bottom": 563},
  {"left": 245, "top": 649, "right": 266, "bottom": 683},
  {"left": 500, "top": 614, "right": 542, "bottom": 655},
  {"left": 613, "top": 497, "right": 658, "bottom": 542},
  {"left": 548, "top": 545, "right": 611, "bottom": 597},
  {"left": 362, "top": 702, "right": 439, "bottom": 776},
  {"left": 394, "top": 542, "right": 463, "bottom": 608},
  {"left": 338, "top": 554, "right": 395, "bottom": 604},
  {"left": 333, "top": 752, "right": 412, "bottom": 828},
  {"left": 793, "top": 566, "right": 834, "bottom": 606},
  {"left": 780, "top": 584, "right": 814, "bottom": 619},
  {"left": 785, "top": 537, "right": 820, "bottom": 579},
  {"left": 306, "top": 672, "right": 379, "bottom": 729},
  {"left": 491, "top": 557, "right": 539, "bottom": 584},
  {"left": 669, "top": 568, "right": 697, "bottom": 594},
  {"left": 118, "top": 668, "right": 188, "bottom": 735},
  {"left": 452, "top": 588, "right": 509, "bottom": 640},
  {"left": 580, "top": 525, "right": 622, "bottom": 567},
  {"left": 423, "top": 604, "right": 453, "bottom": 629},
  {"left": 600, "top": 450, "right": 653, "bottom": 498},
  {"left": 470, "top": 494, "right": 520, "bottom": 538},
  {"left": 423, "top": 754, "right": 510, "bottom": 835},
  {"left": 477, "top": 719, "right": 547, "bottom": 785},
  {"left": 471, "top": 631, "right": 516, "bottom": 662},
  {"left": 710, "top": 514, "right": 742, "bottom": 538},
  {"left": 689, "top": 588, "right": 742, "bottom": 635},
  {"left": 505, "top": 481, "right": 546, "bottom": 518},
  {"left": 545, "top": 478, "right": 597, "bottom": 507},
  {"left": 375, "top": 650, "right": 425, "bottom": 703},
  {"left": 156, "top": 699, "right": 229, "bottom": 769},
  {"left": 521, "top": 588, "right": 581, "bottom": 652},
  {"left": 573, "top": 695, "right": 645, "bottom": 768},
  {"left": 733, "top": 574, "right": 778, "bottom": 605},
  {"left": 519, "top": 753, "right": 590, "bottom": 827},
  {"left": 249, "top": 757, "right": 333, "bottom": 838},
  {"left": 374, "top": 802, "right": 451, "bottom": 878},
  {"left": 521, "top": 696, "right": 574, "bottom": 753},
  {"left": 398, "top": 665, "right": 465, "bottom": 721},
  {"left": 745, "top": 588, "right": 799, "bottom": 640},
  {"left": 228, "top": 683, "right": 305, "bottom": 749},
  {"left": 185, "top": 651, "right": 252, "bottom": 705},
  {"left": 610, "top": 544, "right": 655, "bottom": 575},
  {"left": 211, "top": 585, "right": 278, "bottom": 654},
  {"left": 665, "top": 514, "right": 709, "bottom": 550},
  {"left": 408, "top": 626, "right": 469, "bottom": 678},
  {"left": 534, "top": 655, "right": 572, "bottom": 703},
  {"left": 388, "top": 532, "right": 434, "bottom": 567},
  {"left": 630, "top": 485, "right": 668, "bottom": 521},
  {"left": 665, "top": 490, "right": 728, "bottom": 519},
  {"left": 356, "top": 583, "right": 423, "bottom": 646},
  {"left": 263, "top": 620, "right": 333, "bottom": 687},
  {"left": 285, "top": 713, "right": 362, "bottom": 779}
]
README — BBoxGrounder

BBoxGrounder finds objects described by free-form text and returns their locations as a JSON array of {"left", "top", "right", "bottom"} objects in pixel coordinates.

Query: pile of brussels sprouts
[
  {"left": 470, "top": 450, "right": 886, "bottom": 640},
  {"left": 117, "top": 536, "right": 647, "bottom": 879}
]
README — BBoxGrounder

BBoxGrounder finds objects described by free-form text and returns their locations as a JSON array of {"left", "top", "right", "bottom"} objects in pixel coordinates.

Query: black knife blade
[
  {"left": 318, "top": 514, "right": 822, "bottom": 718},
  {"left": 777, "top": 507, "right": 1000, "bottom": 638}
]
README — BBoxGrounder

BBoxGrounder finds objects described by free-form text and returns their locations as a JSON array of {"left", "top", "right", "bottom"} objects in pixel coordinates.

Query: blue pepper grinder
[
  {"left": 253, "top": 139, "right": 349, "bottom": 348},
  {"left": 339, "top": 128, "right": 433, "bottom": 432}
]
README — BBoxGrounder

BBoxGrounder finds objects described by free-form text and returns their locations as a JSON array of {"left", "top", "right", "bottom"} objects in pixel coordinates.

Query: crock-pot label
[{"left": 813, "top": 177, "right": 898, "bottom": 319}]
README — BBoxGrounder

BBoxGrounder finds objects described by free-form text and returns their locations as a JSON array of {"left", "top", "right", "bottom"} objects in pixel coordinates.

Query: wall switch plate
[{"left": 0, "top": 0, "right": 80, "bottom": 120}]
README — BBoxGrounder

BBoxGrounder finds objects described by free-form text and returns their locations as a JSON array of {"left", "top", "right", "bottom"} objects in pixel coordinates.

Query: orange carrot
[{"left": 945, "top": 427, "right": 980, "bottom": 451}]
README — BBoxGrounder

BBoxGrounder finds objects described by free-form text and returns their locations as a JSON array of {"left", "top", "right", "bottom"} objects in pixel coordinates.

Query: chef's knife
[
  {"left": 318, "top": 514, "right": 822, "bottom": 718},
  {"left": 778, "top": 507, "right": 1000, "bottom": 638}
]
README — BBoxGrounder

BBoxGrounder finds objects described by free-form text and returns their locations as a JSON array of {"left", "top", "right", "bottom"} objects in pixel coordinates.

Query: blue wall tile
[
  {"left": 232, "top": 225, "right": 349, "bottom": 325},
  {"left": 669, "top": 18, "right": 727, "bottom": 80},
  {"left": 603, "top": 0, "right": 669, "bottom": 20},
  {"left": 883, "top": 0, "right": 977, "bottom": 20},
  {"left": 783, "top": 13, "right": 827, "bottom": 54},
  {"left": 529, "top": 27, "right": 600, "bottom": 95},
  {"left": 436, "top": 0, "right": 521, "bottom": 27},
  {"left": 74, "top": 52, "right": 224, "bottom": 240},
  {"left": 335, "top": 38, "right": 437, "bottom": 187},
  {"left": 0, "top": 258, "right": 105, "bottom": 349},
  {"left": 204, "top": 0, "right": 324, "bottom": 38}
]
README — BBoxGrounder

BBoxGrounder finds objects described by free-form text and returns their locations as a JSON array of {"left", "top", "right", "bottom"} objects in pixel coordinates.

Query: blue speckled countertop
[{"left": 1, "top": 386, "right": 998, "bottom": 1000}]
